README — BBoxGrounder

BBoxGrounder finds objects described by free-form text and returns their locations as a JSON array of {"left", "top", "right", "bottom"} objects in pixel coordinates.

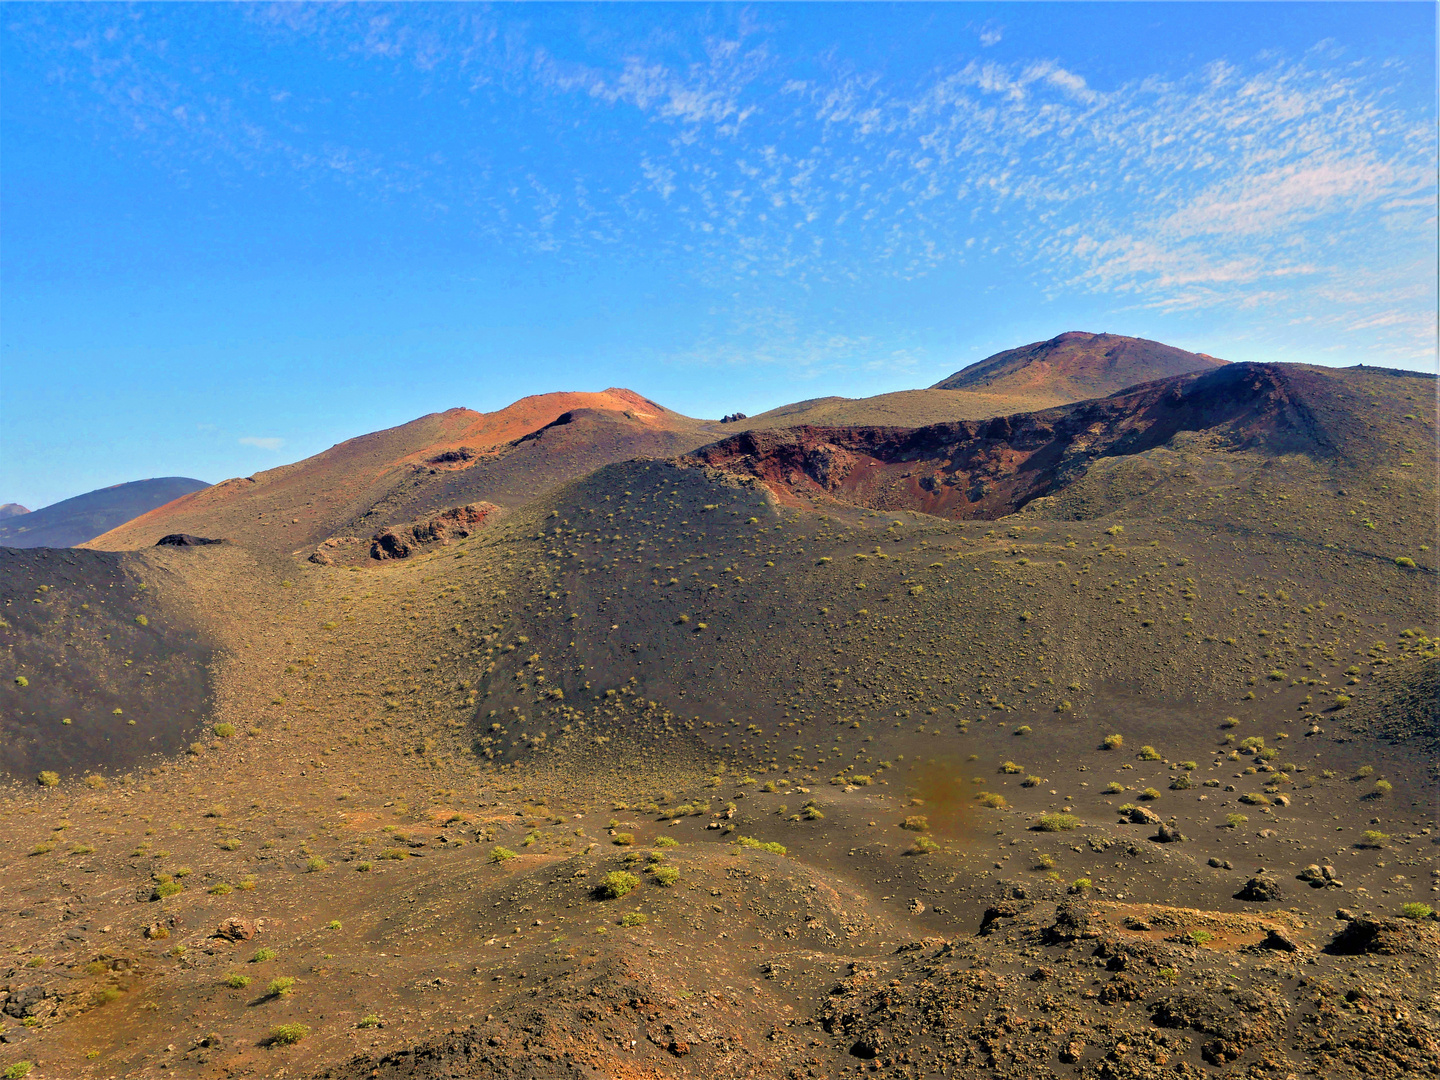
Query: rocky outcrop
[{"left": 370, "top": 502, "right": 500, "bottom": 561}]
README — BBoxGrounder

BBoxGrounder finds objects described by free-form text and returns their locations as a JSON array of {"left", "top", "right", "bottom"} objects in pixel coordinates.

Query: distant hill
[
  {"left": 85, "top": 389, "right": 728, "bottom": 554},
  {"left": 0, "top": 503, "right": 29, "bottom": 518},
  {"left": 0, "top": 478, "right": 209, "bottom": 549},
  {"left": 931, "top": 331, "right": 1226, "bottom": 399},
  {"left": 741, "top": 387, "right": 1064, "bottom": 430}
]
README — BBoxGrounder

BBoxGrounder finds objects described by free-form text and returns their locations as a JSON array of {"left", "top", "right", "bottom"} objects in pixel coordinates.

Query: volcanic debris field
[{"left": 0, "top": 358, "right": 1436, "bottom": 1080}]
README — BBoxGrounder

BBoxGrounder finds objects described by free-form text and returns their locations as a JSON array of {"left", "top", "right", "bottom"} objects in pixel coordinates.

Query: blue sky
[{"left": 2, "top": 3, "right": 1435, "bottom": 510}]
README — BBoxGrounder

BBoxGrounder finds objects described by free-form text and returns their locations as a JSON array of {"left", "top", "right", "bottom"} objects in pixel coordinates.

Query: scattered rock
[
  {"left": 1235, "top": 875, "right": 1283, "bottom": 902},
  {"left": 1155, "top": 823, "right": 1185, "bottom": 843},
  {"left": 1208, "top": 857, "right": 1234, "bottom": 870},
  {"left": 1328, "top": 917, "right": 1439, "bottom": 957},
  {"left": 155, "top": 534, "right": 224, "bottom": 547},
  {"left": 213, "top": 917, "right": 256, "bottom": 942},
  {"left": 1256, "top": 927, "right": 1301, "bottom": 952},
  {"left": 1045, "top": 902, "right": 1091, "bottom": 943},
  {"left": 908, "top": 898, "right": 926, "bottom": 915},
  {"left": 1127, "top": 806, "right": 1163, "bottom": 826}
]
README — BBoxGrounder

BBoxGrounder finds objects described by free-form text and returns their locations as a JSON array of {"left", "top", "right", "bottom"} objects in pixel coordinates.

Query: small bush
[
  {"left": 1138, "top": 788, "right": 1161, "bottom": 800},
  {"left": 1395, "top": 556, "right": 1417, "bottom": 568},
  {"left": 900, "top": 815, "right": 929, "bottom": 832},
  {"left": 1224, "top": 814, "right": 1248, "bottom": 828},
  {"left": 611, "top": 832, "right": 634, "bottom": 846},
  {"left": 267, "top": 977, "right": 296, "bottom": 998},
  {"left": 1400, "top": 903, "right": 1433, "bottom": 920},
  {"left": 305, "top": 857, "right": 328, "bottom": 873},
  {"left": 736, "top": 836, "right": 787, "bottom": 856},
  {"left": 618, "top": 912, "right": 648, "bottom": 927},
  {"left": 651, "top": 865, "right": 679, "bottom": 887},
  {"left": 3, "top": 1063, "right": 34, "bottom": 1079},
  {"left": 251, "top": 947, "right": 278, "bottom": 963},
  {"left": 976, "top": 792, "right": 1008, "bottom": 809},
  {"left": 1070, "top": 878, "right": 1092, "bottom": 892},
  {"left": 489, "top": 846, "right": 517, "bottom": 863},
  {"left": 1035, "top": 853, "right": 1057, "bottom": 870},
  {"left": 1373, "top": 779, "right": 1393, "bottom": 797},
  {"left": 1101, "top": 734, "right": 1123, "bottom": 750},
  {"left": 596, "top": 871, "right": 640, "bottom": 899},
  {"left": 357, "top": 1015, "right": 382, "bottom": 1029},
  {"left": 1000, "top": 761, "right": 1024, "bottom": 774},
  {"left": 1238, "top": 792, "right": 1270, "bottom": 806},
  {"left": 223, "top": 973, "right": 251, "bottom": 989},
  {"left": 1034, "top": 813, "right": 1079, "bottom": 832},
  {"left": 268, "top": 1023, "right": 310, "bottom": 1046},
  {"left": 1138, "top": 745, "right": 1161, "bottom": 761},
  {"left": 1360, "top": 830, "right": 1389, "bottom": 848},
  {"left": 910, "top": 836, "right": 939, "bottom": 854},
  {"left": 36, "top": 771, "right": 59, "bottom": 788},
  {"left": 1169, "top": 775, "right": 1191, "bottom": 790},
  {"left": 653, "top": 836, "right": 679, "bottom": 848}
]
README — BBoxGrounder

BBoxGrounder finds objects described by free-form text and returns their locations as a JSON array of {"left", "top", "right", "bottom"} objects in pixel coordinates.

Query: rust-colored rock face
[{"left": 686, "top": 363, "right": 1352, "bottom": 519}]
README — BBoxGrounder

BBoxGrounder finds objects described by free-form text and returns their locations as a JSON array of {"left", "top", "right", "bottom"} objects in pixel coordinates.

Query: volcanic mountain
[
  {"left": 3, "top": 344, "right": 1437, "bottom": 1080},
  {"left": 931, "top": 330, "right": 1227, "bottom": 402},
  {"left": 85, "top": 389, "right": 727, "bottom": 556},
  {"left": 0, "top": 477, "right": 208, "bottom": 549}
]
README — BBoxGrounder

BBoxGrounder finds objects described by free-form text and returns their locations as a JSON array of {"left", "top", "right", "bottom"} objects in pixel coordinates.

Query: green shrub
[
  {"left": 1104, "top": 782, "right": 1125, "bottom": 794},
  {"left": 357, "top": 1015, "right": 382, "bottom": 1029},
  {"left": 596, "top": 871, "right": 640, "bottom": 899},
  {"left": 910, "top": 836, "right": 939, "bottom": 854},
  {"left": 267, "top": 977, "right": 296, "bottom": 997},
  {"left": 1138, "top": 788, "right": 1161, "bottom": 800},
  {"left": 268, "top": 1023, "right": 310, "bottom": 1046},
  {"left": 736, "top": 836, "right": 787, "bottom": 856},
  {"left": 36, "top": 771, "right": 59, "bottom": 788},
  {"left": 1395, "top": 557, "right": 1417, "bottom": 568},
  {"left": 1400, "top": 903, "right": 1433, "bottom": 920},
  {"left": 1101, "top": 734, "right": 1123, "bottom": 750},
  {"left": 651, "top": 865, "right": 679, "bottom": 887},
  {"left": 618, "top": 912, "right": 648, "bottom": 927},
  {"left": 1224, "top": 814, "right": 1248, "bottom": 828},
  {"left": 251, "top": 947, "right": 277, "bottom": 963},
  {"left": 305, "top": 857, "right": 328, "bottom": 873},
  {"left": 1034, "top": 813, "right": 1079, "bottom": 832},
  {"left": 976, "top": 792, "right": 1008, "bottom": 809},
  {"left": 1000, "top": 761, "right": 1024, "bottom": 774},
  {"left": 3, "top": 1063, "right": 34, "bottom": 1079},
  {"left": 489, "top": 846, "right": 517, "bottom": 863},
  {"left": 900, "top": 815, "right": 929, "bottom": 832},
  {"left": 612, "top": 832, "right": 634, "bottom": 846},
  {"left": 653, "top": 836, "right": 679, "bottom": 848},
  {"left": 1360, "top": 830, "right": 1389, "bottom": 848},
  {"left": 223, "top": 973, "right": 251, "bottom": 989},
  {"left": 213, "top": 723, "right": 236, "bottom": 738},
  {"left": 1138, "top": 745, "right": 1161, "bottom": 761}
]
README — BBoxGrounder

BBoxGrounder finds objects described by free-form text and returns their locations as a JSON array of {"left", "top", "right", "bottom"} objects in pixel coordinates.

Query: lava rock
[{"left": 1235, "top": 875, "right": 1283, "bottom": 902}]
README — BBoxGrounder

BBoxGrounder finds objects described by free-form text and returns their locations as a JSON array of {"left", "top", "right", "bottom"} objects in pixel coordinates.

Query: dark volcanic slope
[
  {"left": 0, "top": 546, "right": 217, "bottom": 780},
  {"left": 0, "top": 478, "right": 208, "bottom": 549},
  {"left": 933, "top": 330, "right": 1226, "bottom": 399}
]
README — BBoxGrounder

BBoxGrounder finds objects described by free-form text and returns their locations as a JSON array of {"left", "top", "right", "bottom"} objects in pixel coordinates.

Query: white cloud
[{"left": 239, "top": 436, "right": 284, "bottom": 450}]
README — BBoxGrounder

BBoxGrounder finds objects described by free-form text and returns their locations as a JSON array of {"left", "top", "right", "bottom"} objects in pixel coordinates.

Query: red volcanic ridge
[{"left": 686, "top": 362, "right": 1347, "bottom": 520}]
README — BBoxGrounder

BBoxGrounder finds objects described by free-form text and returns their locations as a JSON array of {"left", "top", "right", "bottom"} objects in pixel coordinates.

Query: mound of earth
[
  {"left": 932, "top": 330, "right": 1226, "bottom": 400},
  {"left": 0, "top": 478, "right": 209, "bottom": 549}
]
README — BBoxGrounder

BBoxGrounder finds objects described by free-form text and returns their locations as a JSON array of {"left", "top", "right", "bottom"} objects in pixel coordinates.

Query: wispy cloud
[
  {"left": 239, "top": 436, "right": 284, "bottom": 450},
  {"left": 11, "top": 6, "right": 1435, "bottom": 364}
]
